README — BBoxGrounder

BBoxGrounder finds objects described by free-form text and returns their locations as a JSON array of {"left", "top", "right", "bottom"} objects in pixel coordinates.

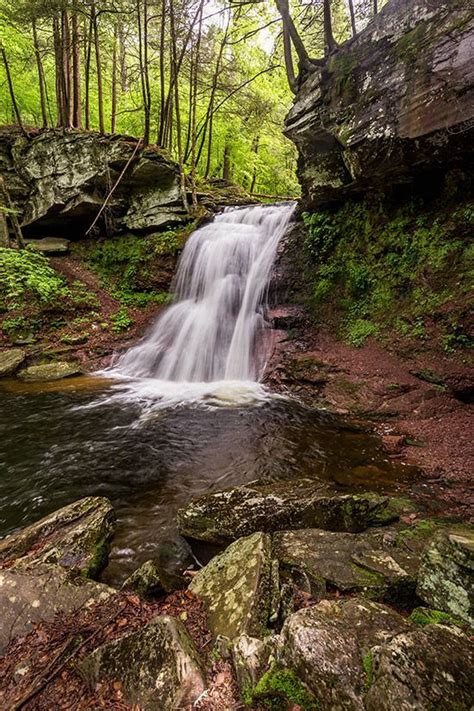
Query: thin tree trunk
[
  {"left": 111, "top": 21, "right": 118, "bottom": 132},
  {"left": 169, "top": 0, "right": 188, "bottom": 212},
  {"left": 32, "top": 19, "right": 48, "bottom": 128},
  {"left": 158, "top": 0, "right": 166, "bottom": 143},
  {"left": 62, "top": 10, "right": 73, "bottom": 127},
  {"left": 274, "top": 0, "right": 311, "bottom": 70},
  {"left": 347, "top": 0, "right": 356, "bottom": 36},
  {"left": 282, "top": 25, "right": 297, "bottom": 93},
  {"left": 249, "top": 134, "right": 259, "bottom": 193},
  {"left": 53, "top": 17, "right": 65, "bottom": 126},
  {"left": 323, "top": 0, "right": 337, "bottom": 54},
  {"left": 190, "top": 0, "right": 204, "bottom": 211},
  {"left": 137, "top": 0, "right": 151, "bottom": 145},
  {"left": 373, "top": 0, "right": 378, "bottom": 14},
  {"left": 222, "top": 141, "right": 231, "bottom": 181},
  {"left": 0, "top": 48, "right": 27, "bottom": 135},
  {"left": 71, "top": 3, "right": 82, "bottom": 128},
  {"left": 92, "top": 3, "right": 104, "bottom": 133},
  {"left": 0, "top": 175, "right": 24, "bottom": 248},
  {"left": 84, "top": 13, "right": 93, "bottom": 130}
]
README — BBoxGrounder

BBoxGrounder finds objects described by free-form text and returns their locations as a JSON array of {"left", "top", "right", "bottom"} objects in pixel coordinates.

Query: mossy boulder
[
  {"left": 178, "top": 479, "right": 392, "bottom": 544},
  {"left": 189, "top": 532, "right": 273, "bottom": 640},
  {"left": 80, "top": 615, "right": 206, "bottom": 710},
  {"left": 274, "top": 528, "right": 419, "bottom": 603},
  {"left": 18, "top": 361, "right": 82, "bottom": 382},
  {"left": 122, "top": 560, "right": 165, "bottom": 597},
  {"left": 0, "top": 496, "right": 116, "bottom": 578},
  {"left": 365, "top": 624, "right": 474, "bottom": 710},
  {"left": 280, "top": 598, "right": 407, "bottom": 710},
  {"left": 416, "top": 527, "right": 474, "bottom": 625},
  {"left": 0, "top": 565, "right": 116, "bottom": 654},
  {"left": 0, "top": 348, "right": 26, "bottom": 376},
  {"left": 233, "top": 634, "right": 278, "bottom": 706}
]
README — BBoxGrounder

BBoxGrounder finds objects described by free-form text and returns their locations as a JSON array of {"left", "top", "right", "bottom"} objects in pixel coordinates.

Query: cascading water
[{"left": 114, "top": 203, "right": 295, "bottom": 393}]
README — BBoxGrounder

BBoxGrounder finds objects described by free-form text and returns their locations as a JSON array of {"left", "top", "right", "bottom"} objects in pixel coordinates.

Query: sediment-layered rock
[{"left": 285, "top": 0, "right": 474, "bottom": 208}]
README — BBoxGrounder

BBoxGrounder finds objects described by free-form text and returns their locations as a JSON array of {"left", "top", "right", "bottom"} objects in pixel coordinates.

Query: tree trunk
[
  {"left": 158, "top": 0, "right": 166, "bottom": 144},
  {"left": 0, "top": 48, "right": 26, "bottom": 135},
  {"left": 169, "top": 0, "right": 188, "bottom": 212},
  {"left": 373, "top": 0, "right": 378, "bottom": 14},
  {"left": 32, "top": 19, "right": 48, "bottom": 128},
  {"left": 0, "top": 175, "right": 24, "bottom": 248},
  {"left": 249, "top": 134, "right": 259, "bottom": 194},
  {"left": 282, "top": 25, "right": 297, "bottom": 93},
  {"left": 111, "top": 21, "right": 118, "bottom": 133},
  {"left": 92, "top": 3, "right": 104, "bottom": 133},
  {"left": 347, "top": 0, "right": 356, "bottom": 37},
  {"left": 137, "top": 0, "right": 151, "bottom": 145},
  {"left": 222, "top": 141, "right": 231, "bottom": 181},
  {"left": 274, "top": 0, "right": 311, "bottom": 71},
  {"left": 53, "top": 17, "right": 65, "bottom": 126},
  {"left": 323, "top": 0, "right": 337, "bottom": 55},
  {"left": 84, "top": 13, "right": 93, "bottom": 130},
  {"left": 190, "top": 0, "right": 204, "bottom": 211},
  {"left": 62, "top": 10, "right": 73, "bottom": 127},
  {"left": 71, "top": 3, "right": 82, "bottom": 128}
]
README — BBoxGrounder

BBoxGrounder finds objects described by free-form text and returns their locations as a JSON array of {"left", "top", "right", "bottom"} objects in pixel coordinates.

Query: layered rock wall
[{"left": 285, "top": 0, "right": 474, "bottom": 207}]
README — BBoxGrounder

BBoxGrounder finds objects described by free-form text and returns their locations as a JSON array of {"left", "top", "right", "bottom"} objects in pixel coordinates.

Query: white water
[{"left": 109, "top": 202, "right": 295, "bottom": 407}]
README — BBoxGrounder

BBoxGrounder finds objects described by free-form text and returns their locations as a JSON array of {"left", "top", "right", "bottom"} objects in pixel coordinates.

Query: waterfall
[{"left": 115, "top": 203, "right": 295, "bottom": 385}]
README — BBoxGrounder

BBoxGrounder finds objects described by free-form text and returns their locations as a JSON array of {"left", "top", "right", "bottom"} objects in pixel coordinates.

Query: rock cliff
[{"left": 285, "top": 0, "right": 474, "bottom": 208}]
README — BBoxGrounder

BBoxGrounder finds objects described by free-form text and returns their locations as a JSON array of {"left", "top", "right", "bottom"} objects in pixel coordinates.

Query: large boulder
[
  {"left": 285, "top": 0, "right": 474, "bottom": 208},
  {"left": 18, "top": 362, "right": 82, "bottom": 381},
  {"left": 0, "top": 348, "right": 25, "bottom": 376},
  {"left": 280, "top": 598, "right": 406, "bottom": 710},
  {"left": 274, "top": 527, "right": 419, "bottom": 602},
  {"left": 416, "top": 527, "right": 474, "bottom": 625},
  {"left": 178, "top": 479, "right": 392, "bottom": 544},
  {"left": 0, "top": 130, "right": 185, "bottom": 236},
  {"left": 0, "top": 565, "right": 115, "bottom": 654},
  {"left": 189, "top": 532, "right": 274, "bottom": 639},
  {"left": 80, "top": 615, "right": 206, "bottom": 711},
  {"left": 122, "top": 560, "right": 165, "bottom": 597},
  {"left": 365, "top": 623, "right": 474, "bottom": 710},
  {"left": 0, "top": 496, "right": 116, "bottom": 578}
]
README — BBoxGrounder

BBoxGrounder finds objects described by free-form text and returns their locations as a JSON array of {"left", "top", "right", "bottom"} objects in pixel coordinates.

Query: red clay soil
[{"left": 267, "top": 324, "right": 473, "bottom": 522}]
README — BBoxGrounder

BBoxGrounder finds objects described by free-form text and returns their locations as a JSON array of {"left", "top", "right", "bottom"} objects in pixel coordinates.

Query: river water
[{"left": 0, "top": 204, "right": 413, "bottom": 583}]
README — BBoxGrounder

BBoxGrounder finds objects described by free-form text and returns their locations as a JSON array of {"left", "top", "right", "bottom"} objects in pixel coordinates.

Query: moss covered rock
[
  {"left": 416, "top": 527, "right": 474, "bottom": 625},
  {"left": 189, "top": 532, "right": 273, "bottom": 640},
  {"left": 178, "top": 479, "right": 392, "bottom": 544},
  {"left": 122, "top": 560, "right": 165, "bottom": 597},
  {"left": 18, "top": 361, "right": 82, "bottom": 382},
  {"left": 274, "top": 528, "right": 419, "bottom": 603},
  {"left": 0, "top": 348, "right": 26, "bottom": 376},
  {"left": 80, "top": 615, "right": 206, "bottom": 710},
  {"left": 0, "top": 496, "right": 116, "bottom": 578}
]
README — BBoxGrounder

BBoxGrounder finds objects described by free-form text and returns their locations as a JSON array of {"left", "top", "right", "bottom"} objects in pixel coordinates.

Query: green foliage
[
  {"left": 0, "top": 247, "right": 69, "bottom": 310},
  {"left": 409, "top": 608, "right": 465, "bottom": 629},
  {"left": 254, "top": 667, "right": 319, "bottom": 710},
  {"left": 362, "top": 651, "right": 374, "bottom": 691},
  {"left": 110, "top": 305, "right": 133, "bottom": 332},
  {"left": 302, "top": 190, "right": 473, "bottom": 348}
]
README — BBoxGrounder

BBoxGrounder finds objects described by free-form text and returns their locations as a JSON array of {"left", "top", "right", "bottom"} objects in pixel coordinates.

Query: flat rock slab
[
  {"left": 0, "top": 349, "right": 26, "bottom": 377},
  {"left": 0, "top": 566, "right": 115, "bottom": 654},
  {"left": 189, "top": 532, "right": 273, "bottom": 639},
  {"left": 80, "top": 615, "right": 206, "bottom": 711},
  {"left": 274, "top": 528, "right": 419, "bottom": 602},
  {"left": 26, "top": 237, "right": 70, "bottom": 255},
  {"left": 0, "top": 496, "right": 116, "bottom": 578},
  {"left": 417, "top": 527, "right": 474, "bottom": 625},
  {"left": 18, "top": 362, "right": 82, "bottom": 381},
  {"left": 178, "top": 478, "right": 391, "bottom": 544}
]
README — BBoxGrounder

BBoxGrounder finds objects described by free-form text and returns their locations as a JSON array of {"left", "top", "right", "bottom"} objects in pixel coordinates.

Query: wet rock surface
[
  {"left": 80, "top": 615, "right": 206, "bottom": 711},
  {"left": 18, "top": 361, "right": 83, "bottom": 381},
  {"left": 0, "top": 348, "right": 25, "bottom": 376},
  {"left": 122, "top": 559, "right": 166, "bottom": 597},
  {"left": 189, "top": 532, "right": 273, "bottom": 640},
  {"left": 178, "top": 478, "right": 392, "bottom": 543},
  {"left": 0, "top": 496, "right": 116, "bottom": 578}
]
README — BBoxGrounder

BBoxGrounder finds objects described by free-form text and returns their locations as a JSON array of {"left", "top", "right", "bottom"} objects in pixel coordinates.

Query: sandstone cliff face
[
  {"left": 285, "top": 0, "right": 474, "bottom": 208},
  {"left": 0, "top": 130, "right": 186, "bottom": 236}
]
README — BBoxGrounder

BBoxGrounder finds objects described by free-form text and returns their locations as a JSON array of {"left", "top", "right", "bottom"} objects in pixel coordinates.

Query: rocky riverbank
[{"left": 0, "top": 489, "right": 472, "bottom": 709}]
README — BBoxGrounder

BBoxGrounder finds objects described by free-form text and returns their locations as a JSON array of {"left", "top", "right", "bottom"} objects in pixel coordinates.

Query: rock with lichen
[
  {"left": 189, "top": 532, "right": 274, "bottom": 640},
  {"left": 178, "top": 478, "right": 393, "bottom": 544},
  {"left": 0, "top": 496, "right": 116, "bottom": 578},
  {"left": 18, "top": 362, "right": 82, "bottom": 382},
  {"left": 0, "top": 348, "right": 26, "bottom": 377},
  {"left": 80, "top": 615, "right": 206, "bottom": 711},
  {"left": 416, "top": 527, "right": 474, "bottom": 625},
  {"left": 122, "top": 560, "right": 165, "bottom": 597}
]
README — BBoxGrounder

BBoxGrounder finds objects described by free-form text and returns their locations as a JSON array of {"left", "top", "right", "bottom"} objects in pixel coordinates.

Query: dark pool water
[{"left": 0, "top": 377, "right": 414, "bottom": 583}]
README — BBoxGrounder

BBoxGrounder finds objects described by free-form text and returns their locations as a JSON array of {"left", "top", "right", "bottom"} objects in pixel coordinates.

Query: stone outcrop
[
  {"left": 0, "top": 348, "right": 25, "bottom": 376},
  {"left": 80, "top": 615, "right": 206, "bottom": 710},
  {"left": 285, "top": 0, "right": 474, "bottom": 208},
  {"left": 18, "top": 362, "right": 82, "bottom": 382},
  {"left": 0, "top": 496, "right": 116, "bottom": 578},
  {"left": 178, "top": 478, "right": 393, "bottom": 543},
  {"left": 0, "top": 130, "right": 186, "bottom": 236}
]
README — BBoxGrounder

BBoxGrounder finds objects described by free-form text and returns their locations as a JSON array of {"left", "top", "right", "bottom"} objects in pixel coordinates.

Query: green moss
[
  {"left": 254, "top": 667, "right": 319, "bottom": 710},
  {"left": 82, "top": 535, "right": 111, "bottom": 579},
  {"left": 362, "top": 650, "right": 374, "bottom": 690},
  {"left": 395, "top": 520, "right": 438, "bottom": 552},
  {"left": 408, "top": 607, "right": 466, "bottom": 629}
]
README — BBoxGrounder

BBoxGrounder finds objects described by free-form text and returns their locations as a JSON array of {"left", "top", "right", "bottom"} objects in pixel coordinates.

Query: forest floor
[{"left": 266, "top": 315, "right": 473, "bottom": 523}]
